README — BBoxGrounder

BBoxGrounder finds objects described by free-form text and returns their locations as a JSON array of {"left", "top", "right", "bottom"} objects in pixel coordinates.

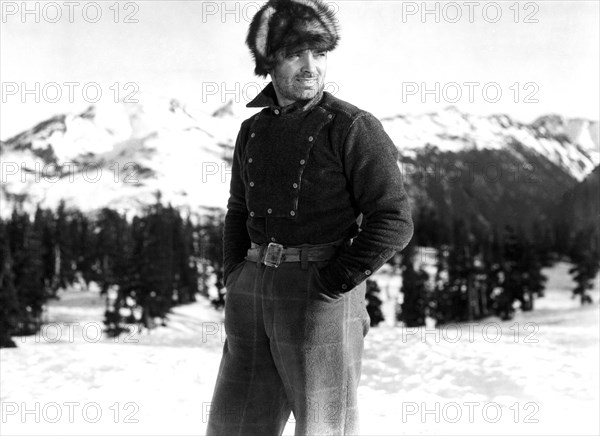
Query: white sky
[{"left": 1, "top": 0, "right": 598, "bottom": 140}]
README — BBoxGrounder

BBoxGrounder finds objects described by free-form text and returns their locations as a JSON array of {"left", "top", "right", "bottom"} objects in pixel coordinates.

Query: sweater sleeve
[
  {"left": 316, "top": 112, "right": 414, "bottom": 293},
  {"left": 223, "top": 123, "right": 251, "bottom": 283}
]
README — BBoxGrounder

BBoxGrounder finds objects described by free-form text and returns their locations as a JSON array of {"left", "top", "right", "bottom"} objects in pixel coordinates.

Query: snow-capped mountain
[
  {"left": 1, "top": 98, "right": 598, "bottom": 222},
  {"left": 1, "top": 97, "right": 243, "bottom": 219},
  {"left": 381, "top": 107, "right": 599, "bottom": 182},
  {"left": 378, "top": 106, "right": 598, "bottom": 233}
]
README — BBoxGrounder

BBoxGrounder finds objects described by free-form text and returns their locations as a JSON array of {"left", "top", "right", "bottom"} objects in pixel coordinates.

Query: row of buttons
[
  {"left": 249, "top": 209, "right": 296, "bottom": 217},
  {"left": 256, "top": 110, "right": 333, "bottom": 121},
  {"left": 269, "top": 109, "right": 334, "bottom": 119},
  {"left": 249, "top": 132, "right": 315, "bottom": 145},
  {"left": 250, "top": 133, "right": 313, "bottom": 147},
  {"left": 248, "top": 181, "right": 299, "bottom": 189},
  {"left": 248, "top": 157, "right": 304, "bottom": 165}
]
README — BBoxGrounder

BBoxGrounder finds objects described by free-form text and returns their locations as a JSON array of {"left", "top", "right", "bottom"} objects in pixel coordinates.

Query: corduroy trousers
[{"left": 206, "top": 250, "right": 370, "bottom": 436}]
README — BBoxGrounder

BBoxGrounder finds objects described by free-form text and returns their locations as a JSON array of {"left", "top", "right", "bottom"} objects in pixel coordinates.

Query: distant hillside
[{"left": 553, "top": 165, "right": 600, "bottom": 238}]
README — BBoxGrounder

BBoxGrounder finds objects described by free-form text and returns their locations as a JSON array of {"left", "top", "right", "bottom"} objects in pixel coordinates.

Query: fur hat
[{"left": 246, "top": 0, "right": 340, "bottom": 77}]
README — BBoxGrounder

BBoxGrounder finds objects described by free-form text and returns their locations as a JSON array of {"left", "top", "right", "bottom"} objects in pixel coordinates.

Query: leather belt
[{"left": 246, "top": 239, "right": 345, "bottom": 267}]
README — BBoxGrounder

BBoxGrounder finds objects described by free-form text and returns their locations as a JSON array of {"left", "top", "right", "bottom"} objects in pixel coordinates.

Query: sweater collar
[{"left": 246, "top": 82, "right": 324, "bottom": 115}]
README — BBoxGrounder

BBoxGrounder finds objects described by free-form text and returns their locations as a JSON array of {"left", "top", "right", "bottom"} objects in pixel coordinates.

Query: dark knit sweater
[{"left": 223, "top": 82, "right": 414, "bottom": 294}]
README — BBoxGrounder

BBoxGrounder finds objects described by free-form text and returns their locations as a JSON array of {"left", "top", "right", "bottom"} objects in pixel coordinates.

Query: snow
[{"left": 1, "top": 262, "right": 598, "bottom": 435}]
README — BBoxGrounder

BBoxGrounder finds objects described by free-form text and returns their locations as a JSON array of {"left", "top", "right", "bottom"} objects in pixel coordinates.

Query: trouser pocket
[
  {"left": 225, "top": 260, "right": 246, "bottom": 289},
  {"left": 309, "top": 261, "right": 343, "bottom": 302}
]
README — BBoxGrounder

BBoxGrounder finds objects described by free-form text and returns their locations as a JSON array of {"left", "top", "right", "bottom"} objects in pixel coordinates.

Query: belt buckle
[{"left": 263, "top": 242, "right": 284, "bottom": 267}]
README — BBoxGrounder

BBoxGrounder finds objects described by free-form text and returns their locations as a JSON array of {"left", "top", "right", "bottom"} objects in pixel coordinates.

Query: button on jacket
[{"left": 223, "top": 82, "right": 414, "bottom": 294}]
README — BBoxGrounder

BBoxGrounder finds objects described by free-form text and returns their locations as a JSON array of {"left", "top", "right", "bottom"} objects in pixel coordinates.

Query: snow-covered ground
[{"left": 1, "top": 262, "right": 598, "bottom": 435}]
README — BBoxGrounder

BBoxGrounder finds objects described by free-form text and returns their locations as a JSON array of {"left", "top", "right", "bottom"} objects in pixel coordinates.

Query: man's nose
[{"left": 301, "top": 52, "right": 318, "bottom": 74}]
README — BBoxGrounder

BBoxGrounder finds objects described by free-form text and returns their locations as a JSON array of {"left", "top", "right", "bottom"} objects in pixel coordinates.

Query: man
[{"left": 207, "top": 0, "right": 413, "bottom": 435}]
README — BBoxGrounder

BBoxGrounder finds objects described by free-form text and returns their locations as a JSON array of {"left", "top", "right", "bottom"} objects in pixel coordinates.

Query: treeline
[
  {"left": 2, "top": 199, "right": 597, "bottom": 345},
  {"left": 390, "top": 211, "right": 599, "bottom": 328},
  {"left": 0, "top": 199, "right": 226, "bottom": 347}
]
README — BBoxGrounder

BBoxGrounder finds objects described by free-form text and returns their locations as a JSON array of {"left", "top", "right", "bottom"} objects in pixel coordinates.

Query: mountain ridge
[{"left": 1, "top": 99, "right": 598, "bottom": 224}]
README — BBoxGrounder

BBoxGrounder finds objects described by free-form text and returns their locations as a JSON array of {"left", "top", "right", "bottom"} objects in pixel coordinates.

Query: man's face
[{"left": 269, "top": 44, "right": 328, "bottom": 106}]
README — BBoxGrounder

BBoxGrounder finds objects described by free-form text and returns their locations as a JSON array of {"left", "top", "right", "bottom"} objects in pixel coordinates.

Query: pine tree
[
  {"left": 103, "top": 209, "right": 139, "bottom": 337},
  {"left": 492, "top": 224, "right": 521, "bottom": 320},
  {"left": 472, "top": 253, "right": 489, "bottom": 319},
  {"left": 569, "top": 226, "right": 600, "bottom": 305},
  {"left": 55, "top": 200, "right": 76, "bottom": 292},
  {"left": 553, "top": 219, "right": 571, "bottom": 256},
  {"left": 531, "top": 218, "right": 554, "bottom": 268},
  {"left": 172, "top": 213, "right": 198, "bottom": 305},
  {"left": 0, "top": 220, "right": 20, "bottom": 348},
  {"left": 34, "top": 206, "right": 57, "bottom": 295},
  {"left": 8, "top": 209, "right": 47, "bottom": 335},
  {"left": 398, "top": 243, "right": 427, "bottom": 327},
  {"left": 199, "top": 212, "right": 225, "bottom": 299},
  {"left": 92, "top": 208, "right": 127, "bottom": 294},
  {"left": 92, "top": 208, "right": 137, "bottom": 337},
  {"left": 111, "top": 214, "right": 143, "bottom": 335},
  {"left": 70, "top": 210, "right": 93, "bottom": 288},
  {"left": 135, "top": 197, "right": 175, "bottom": 328},
  {"left": 430, "top": 245, "right": 452, "bottom": 326},
  {"left": 446, "top": 219, "right": 472, "bottom": 322},
  {"left": 366, "top": 279, "right": 385, "bottom": 327},
  {"left": 520, "top": 237, "right": 547, "bottom": 307},
  {"left": 483, "top": 227, "right": 504, "bottom": 316},
  {"left": 569, "top": 249, "right": 598, "bottom": 305}
]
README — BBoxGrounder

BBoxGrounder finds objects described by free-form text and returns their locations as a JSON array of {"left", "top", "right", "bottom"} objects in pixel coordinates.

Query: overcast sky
[{"left": 1, "top": 0, "right": 598, "bottom": 140}]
